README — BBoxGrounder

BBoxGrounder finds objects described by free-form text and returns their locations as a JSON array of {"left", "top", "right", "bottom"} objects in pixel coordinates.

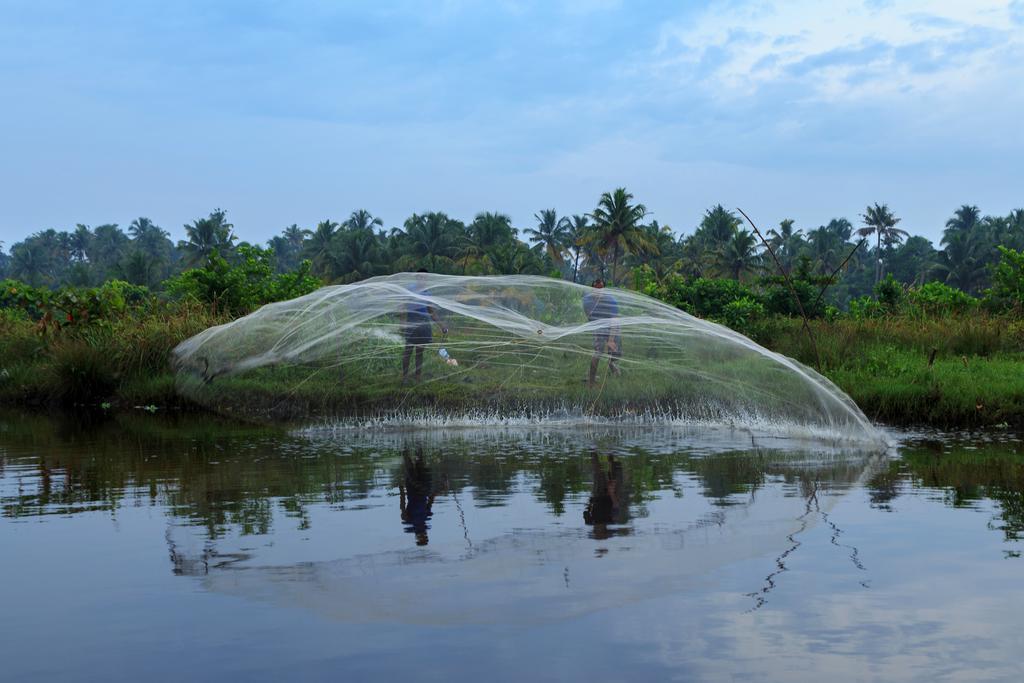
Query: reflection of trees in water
[
  {"left": 868, "top": 443, "right": 1024, "bottom": 544},
  {"left": 4, "top": 412, "right": 882, "bottom": 547}
]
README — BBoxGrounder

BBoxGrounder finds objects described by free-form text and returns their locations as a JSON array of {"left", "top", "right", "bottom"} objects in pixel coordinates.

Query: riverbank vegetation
[{"left": 2, "top": 190, "right": 1023, "bottom": 427}]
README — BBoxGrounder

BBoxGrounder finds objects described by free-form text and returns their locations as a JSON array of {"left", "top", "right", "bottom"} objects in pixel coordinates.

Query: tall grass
[
  {"left": 0, "top": 303, "right": 228, "bottom": 407},
  {"left": 3, "top": 303, "right": 1024, "bottom": 427}
]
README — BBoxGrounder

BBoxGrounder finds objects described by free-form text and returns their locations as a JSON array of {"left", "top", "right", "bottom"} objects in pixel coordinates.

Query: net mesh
[{"left": 172, "top": 273, "right": 883, "bottom": 443}]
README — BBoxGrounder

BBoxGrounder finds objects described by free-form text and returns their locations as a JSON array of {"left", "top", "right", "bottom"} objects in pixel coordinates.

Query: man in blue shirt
[
  {"left": 582, "top": 278, "right": 621, "bottom": 386},
  {"left": 402, "top": 268, "right": 447, "bottom": 383}
]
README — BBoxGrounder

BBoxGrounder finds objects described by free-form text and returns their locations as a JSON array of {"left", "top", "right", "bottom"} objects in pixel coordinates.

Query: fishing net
[{"left": 172, "top": 273, "right": 883, "bottom": 443}]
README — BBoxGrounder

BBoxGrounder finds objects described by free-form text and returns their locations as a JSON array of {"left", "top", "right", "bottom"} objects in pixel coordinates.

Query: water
[{"left": 1, "top": 411, "right": 1022, "bottom": 682}]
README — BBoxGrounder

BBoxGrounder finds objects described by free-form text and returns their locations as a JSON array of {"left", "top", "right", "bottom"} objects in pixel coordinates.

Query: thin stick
[
  {"left": 736, "top": 207, "right": 822, "bottom": 371},
  {"left": 811, "top": 238, "right": 866, "bottom": 311}
]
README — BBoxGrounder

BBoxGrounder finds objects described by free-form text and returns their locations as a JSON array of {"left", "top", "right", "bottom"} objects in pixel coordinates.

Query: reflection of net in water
[
  {"left": 181, "top": 433, "right": 885, "bottom": 626},
  {"left": 172, "top": 273, "right": 883, "bottom": 444}
]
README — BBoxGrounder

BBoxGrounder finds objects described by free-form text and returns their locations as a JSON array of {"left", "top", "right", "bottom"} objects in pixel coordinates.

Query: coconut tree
[
  {"left": 301, "top": 220, "right": 340, "bottom": 278},
  {"left": 117, "top": 250, "right": 160, "bottom": 288},
  {"left": 10, "top": 241, "right": 50, "bottom": 286},
  {"left": 328, "top": 230, "right": 385, "bottom": 282},
  {"left": 693, "top": 205, "right": 742, "bottom": 252},
  {"left": 401, "top": 212, "right": 460, "bottom": 272},
  {"left": 564, "top": 215, "right": 590, "bottom": 283},
  {"left": 767, "top": 219, "right": 804, "bottom": 272},
  {"left": 824, "top": 217, "right": 854, "bottom": 242},
  {"left": 459, "top": 212, "right": 515, "bottom": 273},
  {"left": 858, "top": 203, "right": 908, "bottom": 284},
  {"left": 942, "top": 205, "right": 982, "bottom": 245},
  {"left": 70, "top": 224, "right": 93, "bottom": 263},
  {"left": 935, "top": 230, "right": 990, "bottom": 294},
  {"left": 345, "top": 209, "right": 384, "bottom": 233},
  {"left": 806, "top": 225, "right": 845, "bottom": 275},
  {"left": 181, "top": 210, "right": 235, "bottom": 267},
  {"left": 524, "top": 209, "right": 570, "bottom": 266},
  {"left": 583, "top": 188, "right": 652, "bottom": 284},
  {"left": 638, "top": 221, "right": 683, "bottom": 280},
  {"left": 718, "top": 229, "right": 761, "bottom": 280}
]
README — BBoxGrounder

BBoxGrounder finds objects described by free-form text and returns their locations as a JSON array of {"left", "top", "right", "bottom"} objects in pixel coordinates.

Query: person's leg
[
  {"left": 414, "top": 346, "right": 424, "bottom": 379},
  {"left": 589, "top": 353, "right": 600, "bottom": 386},
  {"left": 402, "top": 342, "right": 413, "bottom": 380},
  {"left": 607, "top": 329, "right": 622, "bottom": 376}
]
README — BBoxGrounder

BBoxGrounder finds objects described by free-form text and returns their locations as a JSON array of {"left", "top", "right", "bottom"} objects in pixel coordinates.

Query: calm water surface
[{"left": 1, "top": 411, "right": 1023, "bottom": 682}]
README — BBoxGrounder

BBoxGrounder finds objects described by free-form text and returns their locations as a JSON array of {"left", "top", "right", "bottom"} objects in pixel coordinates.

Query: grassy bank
[
  {"left": 0, "top": 305, "right": 227, "bottom": 410},
  {"left": 3, "top": 300, "right": 1023, "bottom": 428},
  {"left": 751, "top": 315, "right": 1024, "bottom": 427}
]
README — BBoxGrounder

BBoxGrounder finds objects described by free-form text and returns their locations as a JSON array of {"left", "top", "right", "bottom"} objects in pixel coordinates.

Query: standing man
[
  {"left": 402, "top": 268, "right": 447, "bottom": 383},
  {"left": 582, "top": 278, "right": 621, "bottom": 386}
]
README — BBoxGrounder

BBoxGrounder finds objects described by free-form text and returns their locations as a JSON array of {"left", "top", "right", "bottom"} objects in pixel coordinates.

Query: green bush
[
  {"left": 719, "top": 296, "right": 766, "bottom": 336},
  {"left": 166, "top": 246, "right": 320, "bottom": 315},
  {"left": 848, "top": 295, "right": 885, "bottom": 320},
  {"left": 906, "top": 281, "right": 978, "bottom": 316},
  {"left": 985, "top": 246, "right": 1024, "bottom": 310},
  {"left": 874, "top": 274, "right": 903, "bottom": 308},
  {"left": 636, "top": 268, "right": 763, "bottom": 320},
  {"left": 47, "top": 337, "right": 118, "bottom": 406}
]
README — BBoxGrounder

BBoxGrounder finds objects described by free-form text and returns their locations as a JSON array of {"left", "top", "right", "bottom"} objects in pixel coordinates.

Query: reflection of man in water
[
  {"left": 584, "top": 452, "right": 630, "bottom": 540},
  {"left": 399, "top": 447, "right": 435, "bottom": 546},
  {"left": 402, "top": 268, "right": 448, "bottom": 383},
  {"left": 582, "top": 278, "right": 621, "bottom": 387}
]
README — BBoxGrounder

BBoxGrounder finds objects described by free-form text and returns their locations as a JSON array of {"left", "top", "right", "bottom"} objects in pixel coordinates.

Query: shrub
[
  {"left": 47, "top": 338, "right": 118, "bottom": 405},
  {"left": 719, "top": 296, "right": 766, "bottom": 336},
  {"left": 166, "top": 246, "right": 320, "bottom": 315},
  {"left": 906, "top": 281, "right": 977, "bottom": 316},
  {"left": 849, "top": 295, "right": 885, "bottom": 320},
  {"left": 985, "top": 246, "right": 1024, "bottom": 311},
  {"left": 874, "top": 274, "right": 903, "bottom": 308}
]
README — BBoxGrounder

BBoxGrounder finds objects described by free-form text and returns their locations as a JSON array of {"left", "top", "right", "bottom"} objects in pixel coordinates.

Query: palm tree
[
  {"left": 402, "top": 212, "right": 459, "bottom": 272},
  {"left": 282, "top": 223, "right": 310, "bottom": 250},
  {"left": 488, "top": 242, "right": 544, "bottom": 275},
  {"left": 693, "top": 205, "right": 742, "bottom": 251},
  {"left": 583, "top": 188, "right": 653, "bottom": 284},
  {"left": 117, "top": 250, "right": 160, "bottom": 288},
  {"left": 459, "top": 212, "right": 514, "bottom": 273},
  {"left": 301, "top": 220, "right": 340, "bottom": 277},
  {"left": 806, "top": 225, "right": 844, "bottom": 275},
  {"left": 344, "top": 209, "right": 384, "bottom": 233},
  {"left": 943, "top": 205, "right": 982, "bottom": 245},
  {"left": 824, "top": 217, "right": 854, "bottom": 242},
  {"left": 767, "top": 219, "right": 803, "bottom": 272},
  {"left": 935, "top": 231, "right": 989, "bottom": 294},
  {"left": 10, "top": 241, "right": 50, "bottom": 286},
  {"left": 70, "top": 225, "right": 92, "bottom": 262},
  {"left": 718, "top": 229, "right": 761, "bottom": 280},
  {"left": 564, "top": 215, "right": 590, "bottom": 283},
  {"left": 640, "top": 221, "right": 683, "bottom": 280},
  {"left": 128, "top": 217, "right": 172, "bottom": 265},
  {"left": 181, "top": 210, "right": 235, "bottom": 267},
  {"left": 328, "top": 230, "right": 385, "bottom": 282},
  {"left": 858, "top": 203, "right": 908, "bottom": 284},
  {"left": 999, "top": 209, "right": 1024, "bottom": 252},
  {"left": 87, "top": 224, "right": 129, "bottom": 275},
  {"left": 524, "top": 209, "right": 570, "bottom": 266}
]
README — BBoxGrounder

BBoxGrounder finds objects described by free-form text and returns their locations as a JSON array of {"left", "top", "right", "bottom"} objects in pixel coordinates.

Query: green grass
[
  {"left": 754, "top": 316, "right": 1024, "bottom": 427},
  {"left": 3, "top": 305, "right": 1024, "bottom": 428}
]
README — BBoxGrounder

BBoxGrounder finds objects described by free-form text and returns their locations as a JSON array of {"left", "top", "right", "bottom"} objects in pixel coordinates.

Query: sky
[{"left": 1, "top": 0, "right": 1022, "bottom": 248}]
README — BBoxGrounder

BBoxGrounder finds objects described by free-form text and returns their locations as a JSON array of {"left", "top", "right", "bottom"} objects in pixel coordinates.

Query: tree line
[{"left": 2, "top": 189, "right": 1022, "bottom": 305}]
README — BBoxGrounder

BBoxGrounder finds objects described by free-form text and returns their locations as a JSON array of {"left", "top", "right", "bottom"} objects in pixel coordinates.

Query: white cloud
[{"left": 646, "top": 0, "right": 1023, "bottom": 103}]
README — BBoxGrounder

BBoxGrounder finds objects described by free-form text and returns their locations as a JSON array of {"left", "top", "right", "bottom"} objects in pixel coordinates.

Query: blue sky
[{"left": 1, "top": 0, "right": 1022, "bottom": 247}]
